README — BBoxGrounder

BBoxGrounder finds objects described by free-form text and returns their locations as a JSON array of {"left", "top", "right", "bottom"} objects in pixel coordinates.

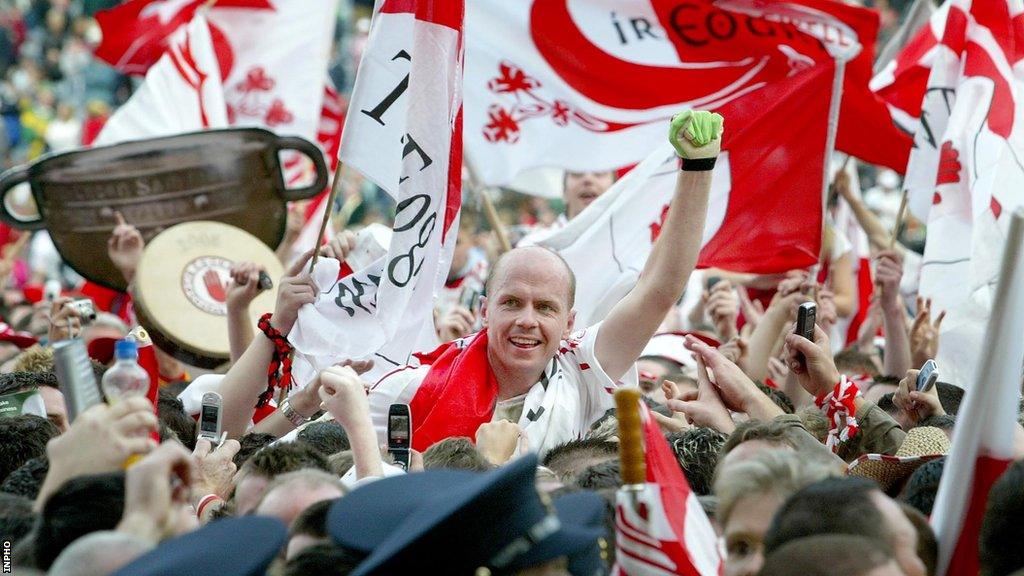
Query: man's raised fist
[{"left": 669, "top": 109, "right": 724, "bottom": 159}]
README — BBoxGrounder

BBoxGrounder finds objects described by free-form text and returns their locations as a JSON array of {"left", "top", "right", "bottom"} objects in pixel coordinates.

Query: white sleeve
[
  {"left": 367, "top": 365, "right": 430, "bottom": 446},
  {"left": 562, "top": 322, "right": 638, "bottom": 426}
]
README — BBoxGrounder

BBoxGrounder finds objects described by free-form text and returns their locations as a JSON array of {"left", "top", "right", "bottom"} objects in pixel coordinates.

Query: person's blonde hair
[{"left": 714, "top": 449, "right": 835, "bottom": 525}]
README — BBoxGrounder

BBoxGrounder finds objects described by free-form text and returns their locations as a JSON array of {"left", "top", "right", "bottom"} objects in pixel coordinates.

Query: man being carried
[{"left": 370, "top": 110, "right": 724, "bottom": 456}]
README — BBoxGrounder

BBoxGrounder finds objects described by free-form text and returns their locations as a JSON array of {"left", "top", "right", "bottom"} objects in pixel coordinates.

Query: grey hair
[
  {"left": 713, "top": 449, "right": 836, "bottom": 526},
  {"left": 48, "top": 531, "right": 153, "bottom": 576}
]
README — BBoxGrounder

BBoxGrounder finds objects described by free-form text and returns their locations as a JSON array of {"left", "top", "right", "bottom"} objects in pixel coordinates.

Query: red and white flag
[
  {"left": 614, "top": 404, "right": 721, "bottom": 576},
  {"left": 290, "top": 0, "right": 464, "bottom": 378},
  {"left": 465, "top": 0, "right": 911, "bottom": 187},
  {"left": 828, "top": 160, "right": 874, "bottom": 348},
  {"left": 93, "top": 13, "right": 228, "bottom": 146},
  {"left": 929, "top": 210, "right": 1024, "bottom": 576},
  {"left": 907, "top": 0, "right": 1024, "bottom": 390},
  {"left": 535, "top": 64, "right": 832, "bottom": 327},
  {"left": 95, "top": 0, "right": 335, "bottom": 141}
]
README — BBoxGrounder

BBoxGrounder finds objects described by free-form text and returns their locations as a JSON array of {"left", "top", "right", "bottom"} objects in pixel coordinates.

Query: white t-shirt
[{"left": 368, "top": 321, "right": 636, "bottom": 457}]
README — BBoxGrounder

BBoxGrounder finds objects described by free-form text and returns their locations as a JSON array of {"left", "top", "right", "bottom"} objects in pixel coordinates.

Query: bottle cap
[{"left": 114, "top": 340, "right": 138, "bottom": 360}]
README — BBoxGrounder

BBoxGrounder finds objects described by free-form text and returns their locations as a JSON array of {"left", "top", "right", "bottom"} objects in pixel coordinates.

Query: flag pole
[
  {"left": 615, "top": 388, "right": 646, "bottom": 490},
  {"left": 463, "top": 155, "right": 513, "bottom": 254},
  {"left": 814, "top": 56, "right": 848, "bottom": 280},
  {"left": 888, "top": 189, "right": 909, "bottom": 250},
  {"left": 308, "top": 161, "right": 345, "bottom": 274}
]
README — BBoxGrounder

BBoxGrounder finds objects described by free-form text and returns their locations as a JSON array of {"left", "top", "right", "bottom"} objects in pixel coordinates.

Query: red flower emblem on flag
[
  {"left": 483, "top": 105, "right": 521, "bottom": 143},
  {"left": 991, "top": 196, "right": 1003, "bottom": 219},
  {"left": 551, "top": 100, "right": 571, "bottom": 126},
  {"left": 487, "top": 61, "right": 540, "bottom": 95},
  {"left": 237, "top": 66, "right": 275, "bottom": 93},
  {"left": 936, "top": 141, "right": 962, "bottom": 185},
  {"left": 264, "top": 99, "right": 294, "bottom": 126}
]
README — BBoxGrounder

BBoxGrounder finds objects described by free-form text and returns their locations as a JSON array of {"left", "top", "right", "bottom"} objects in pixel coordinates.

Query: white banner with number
[{"left": 290, "top": 0, "right": 464, "bottom": 381}]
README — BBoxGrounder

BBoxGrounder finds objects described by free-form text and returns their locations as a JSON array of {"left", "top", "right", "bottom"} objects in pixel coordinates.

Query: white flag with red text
[
  {"left": 465, "top": 0, "right": 909, "bottom": 187},
  {"left": 907, "top": 0, "right": 1024, "bottom": 391},
  {"left": 290, "top": 0, "right": 464, "bottom": 379},
  {"left": 94, "top": 13, "right": 227, "bottom": 146}
]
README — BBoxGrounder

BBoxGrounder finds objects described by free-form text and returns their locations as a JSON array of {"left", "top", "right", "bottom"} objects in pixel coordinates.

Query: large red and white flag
[
  {"left": 465, "top": 0, "right": 911, "bottom": 187},
  {"left": 290, "top": 0, "right": 464, "bottom": 378},
  {"left": 95, "top": 0, "right": 336, "bottom": 142},
  {"left": 93, "top": 13, "right": 228, "bottom": 146},
  {"left": 614, "top": 404, "right": 721, "bottom": 576},
  {"left": 534, "top": 65, "right": 831, "bottom": 326},
  {"left": 907, "top": 0, "right": 1024, "bottom": 390},
  {"left": 929, "top": 210, "right": 1024, "bottom": 575}
]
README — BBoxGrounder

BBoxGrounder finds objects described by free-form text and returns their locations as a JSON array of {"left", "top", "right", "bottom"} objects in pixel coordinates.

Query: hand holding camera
[{"left": 47, "top": 297, "right": 96, "bottom": 344}]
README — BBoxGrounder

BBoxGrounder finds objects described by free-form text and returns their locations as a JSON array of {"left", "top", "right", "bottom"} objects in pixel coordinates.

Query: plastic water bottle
[{"left": 101, "top": 340, "right": 150, "bottom": 403}]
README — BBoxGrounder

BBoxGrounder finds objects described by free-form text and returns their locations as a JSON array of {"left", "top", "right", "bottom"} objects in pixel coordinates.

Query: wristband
[
  {"left": 196, "top": 494, "right": 223, "bottom": 519},
  {"left": 815, "top": 376, "right": 862, "bottom": 453},
  {"left": 256, "top": 313, "right": 294, "bottom": 408},
  {"left": 678, "top": 157, "right": 717, "bottom": 171}
]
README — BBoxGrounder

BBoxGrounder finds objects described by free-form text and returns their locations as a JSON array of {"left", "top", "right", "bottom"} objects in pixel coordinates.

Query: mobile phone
[
  {"left": 705, "top": 275, "right": 722, "bottom": 291},
  {"left": 795, "top": 302, "right": 817, "bottom": 341},
  {"left": 388, "top": 403, "right": 412, "bottom": 470},
  {"left": 52, "top": 339, "right": 103, "bottom": 423},
  {"left": 197, "top": 392, "right": 223, "bottom": 444},
  {"left": 257, "top": 271, "right": 274, "bottom": 291},
  {"left": 916, "top": 360, "right": 938, "bottom": 393}
]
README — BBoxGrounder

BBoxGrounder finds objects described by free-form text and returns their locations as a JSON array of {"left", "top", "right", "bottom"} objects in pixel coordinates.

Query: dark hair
[
  {"left": 899, "top": 457, "right": 945, "bottom": 517},
  {"left": 283, "top": 542, "right": 363, "bottom": 576},
  {"left": 833, "top": 349, "right": 880, "bottom": 378},
  {"left": 981, "top": 459, "right": 1024, "bottom": 576},
  {"left": 291, "top": 498, "right": 334, "bottom": 542},
  {"left": 242, "top": 442, "right": 331, "bottom": 478},
  {"left": 422, "top": 437, "right": 493, "bottom": 472},
  {"left": 763, "top": 477, "right": 892, "bottom": 555},
  {"left": 1, "top": 456, "right": 49, "bottom": 500},
  {"left": 297, "top": 421, "right": 350, "bottom": 457},
  {"left": 29, "top": 471, "right": 126, "bottom": 570},
  {"left": 0, "top": 372, "right": 59, "bottom": 396},
  {"left": 934, "top": 382, "right": 963, "bottom": 415},
  {"left": 755, "top": 382, "right": 795, "bottom": 414},
  {"left": 574, "top": 459, "right": 621, "bottom": 490},
  {"left": 157, "top": 389, "right": 196, "bottom": 451},
  {"left": 877, "top": 392, "right": 898, "bottom": 416},
  {"left": 233, "top": 432, "right": 277, "bottom": 469},
  {"left": 0, "top": 415, "right": 60, "bottom": 483},
  {"left": 759, "top": 534, "right": 895, "bottom": 576},
  {"left": 542, "top": 438, "right": 618, "bottom": 480},
  {"left": 916, "top": 414, "right": 956, "bottom": 433},
  {"left": 665, "top": 427, "right": 727, "bottom": 496},
  {"left": 0, "top": 492, "right": 36, "bottom": 546},
  {"left": 721, "top": 419, "right": 793, "bottom": 456}
]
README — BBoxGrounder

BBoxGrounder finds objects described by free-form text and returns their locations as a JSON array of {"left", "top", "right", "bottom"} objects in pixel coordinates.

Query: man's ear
[
  {"left": 562, "top": 309, "right": 576, "bottom": 340},
  {"left": 479, "top": 296, "right": 488, "bottom": 326}
]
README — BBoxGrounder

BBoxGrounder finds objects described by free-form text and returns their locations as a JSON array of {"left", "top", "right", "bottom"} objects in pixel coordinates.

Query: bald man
[{"left": 369, "top": 110, "right": 723, "bottom": 456}]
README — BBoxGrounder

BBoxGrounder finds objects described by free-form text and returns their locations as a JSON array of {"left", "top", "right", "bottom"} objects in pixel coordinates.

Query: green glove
[{"left": 669, "top": 110, "right": 724, "bottom": 159}]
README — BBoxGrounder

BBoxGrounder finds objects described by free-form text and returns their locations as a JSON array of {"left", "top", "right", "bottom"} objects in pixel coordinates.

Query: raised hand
[
  {"left": 892, "top": 368, "right": 945, "bottom": 428},
  {"left": 910, "top": 297, "right": 945, "bottom": 368},
  {"left": 191, "top": 437, "right": 241, "bottom": 502},
  {"left": 118, "top": 441, "right": 199, "bottom": 543},
  {"left": 47, "top": 297, "right": 85, "bottom": 343},
  {"left": 225, "top": 262, "right": 267, "bottom": 311},
  {"left": 107, "top": 211, "right": 145, "bottom": 283},
  {"left": 319, "top": 229, "right": 358, "bottom": 262},
  {"left": 437, "top": 305, "right": 476, "bottom": 342},
  {"left": 706, "top": 280, "right": 739, "bottom": 341},
  {"left": 669, "top": 109, "right": 724, "bottom": 159},
  {"left": 270, "top": 248, "right": 318, "bottom": 336},
  {"left": 476, "top": 420, "right": 523, "bottom": 466},
  {"left": 784, "top": 324, "right": 841, "bottom": 399},
  {"left": 666, "top": 358, "right": 735, "bottom": 434}
]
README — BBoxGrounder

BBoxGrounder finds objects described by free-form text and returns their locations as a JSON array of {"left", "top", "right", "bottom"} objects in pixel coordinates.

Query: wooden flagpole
[
  {"left": 463, "top": 156, "right": 513, "bottom": 254},
  {"left": 889, "top": 189, "right": 909, "bottom": 251},
  {"left": 308, "top": 161, "right": 345, "bottom": 274}
]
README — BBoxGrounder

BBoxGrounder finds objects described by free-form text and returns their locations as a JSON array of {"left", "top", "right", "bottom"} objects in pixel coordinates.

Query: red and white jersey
[{"left": 368, "top": 321, "right": 637, "bottom": 457}]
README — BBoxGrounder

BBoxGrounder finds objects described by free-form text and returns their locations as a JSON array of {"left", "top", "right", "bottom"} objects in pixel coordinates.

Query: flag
[
  {"left": 289, "top": 0, "right": 464, "bottom": 380},
  {"left": 614, "top": 404, "right": 721, "bottom": 575},
  {"left": 929, "top": 210, "right": 1024, "bottom": 575},
  {"left": 93, "top": 13, "right": 228, "bottom": 147},
  {"left": 536, "top": 65, "right": 831, "bottom": 327},
  {"left": 464, "top": 0, "right": 911, "bottom": 187},
  {"left": 908, "top": 0, "right": 1024, "bottom": 390}
]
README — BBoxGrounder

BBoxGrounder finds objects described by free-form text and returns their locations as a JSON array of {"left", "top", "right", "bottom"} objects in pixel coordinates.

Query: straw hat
[{"left": 847, "top": 426, "right": 950, "bottom": 492}]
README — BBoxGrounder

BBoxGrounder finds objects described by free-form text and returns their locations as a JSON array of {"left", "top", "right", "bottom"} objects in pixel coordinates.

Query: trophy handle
[
  {"left": 0, "top": 165, "right": 44, "bottom": 230},
  {"left": 275, "top": 136, "right": 330, "bottom": 202}
]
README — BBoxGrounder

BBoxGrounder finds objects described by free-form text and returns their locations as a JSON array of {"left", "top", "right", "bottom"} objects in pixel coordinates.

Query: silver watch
[{"left": 280, "top": 398, "right": 310, "bottom": 427}]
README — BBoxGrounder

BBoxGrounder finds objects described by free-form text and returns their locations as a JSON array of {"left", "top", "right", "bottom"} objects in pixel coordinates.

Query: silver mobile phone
[
  {"left": 917, "top": 360, "right": 939, "bottom": 393},
  {"left": 388, "top": 403, "right": 412, "bottom": 470},
  {"left": 197, "top": 392, "right": 224, "bottom": 444}
]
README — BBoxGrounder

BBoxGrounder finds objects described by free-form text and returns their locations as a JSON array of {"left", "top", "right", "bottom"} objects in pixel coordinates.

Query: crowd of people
[{"left": 0, "top": 1, "right": 1020, "bottom": 576}]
